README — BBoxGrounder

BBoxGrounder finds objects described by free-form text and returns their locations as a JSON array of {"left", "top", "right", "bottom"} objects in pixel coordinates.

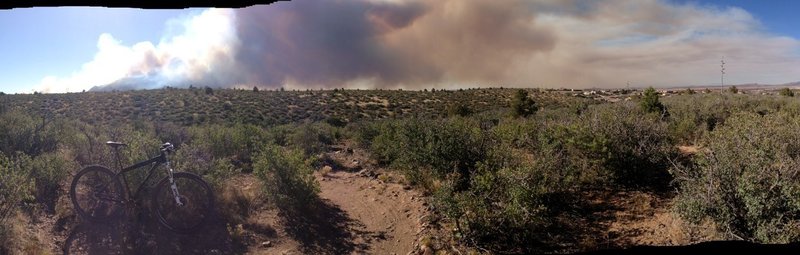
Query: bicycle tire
[
  {"left": 151, "top": 172, "right": 215, "bottom": 233},
  {"left": 69, "top": 165, "right": 125, "bottom": 223}
]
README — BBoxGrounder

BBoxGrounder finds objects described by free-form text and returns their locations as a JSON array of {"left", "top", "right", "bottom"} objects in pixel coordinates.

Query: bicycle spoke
[
  {"left": 153, "top": 173, "right": 213, "bottom": 232},
  {"left": 71, "top": 166, "right": 123, "bottom": 222}
]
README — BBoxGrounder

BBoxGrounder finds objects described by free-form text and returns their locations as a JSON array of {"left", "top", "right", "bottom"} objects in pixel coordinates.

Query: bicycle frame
[{"left": 110, "top": 151, "right": 169, "bottom": 204}]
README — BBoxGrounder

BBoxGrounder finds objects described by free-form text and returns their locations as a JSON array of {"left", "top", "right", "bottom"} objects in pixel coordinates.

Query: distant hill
[{"left": 0, "top": 87, "right": 590, "bottom": 127}]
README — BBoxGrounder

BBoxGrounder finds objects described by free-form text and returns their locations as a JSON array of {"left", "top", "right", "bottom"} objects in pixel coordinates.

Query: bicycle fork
[{"left": 165, "top": 161, "right": 185, "bottom": 207}]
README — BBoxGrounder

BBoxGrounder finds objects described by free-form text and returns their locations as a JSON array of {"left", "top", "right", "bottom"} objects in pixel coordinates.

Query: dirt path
[
  {"left": 243, "top": 146, "right": 430, "bottom": 255},
  {"left": 316, "top": 168, "right": 427, "bottom": 254}
]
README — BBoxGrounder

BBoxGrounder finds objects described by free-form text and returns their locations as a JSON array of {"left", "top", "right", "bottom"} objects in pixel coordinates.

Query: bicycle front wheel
[
  {"left": 152, "top": 172, "right": 214, "bottom": 233},
  {"left": 69, "top": 165, "right": 124, "bottom": 223}
]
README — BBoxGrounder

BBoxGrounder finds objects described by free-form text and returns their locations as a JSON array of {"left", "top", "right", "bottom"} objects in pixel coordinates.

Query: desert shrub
[
  {"left": 324, "top": 116, "right": 347, "bottom": 127},
  {"left": 434, "top": 139, "right": 581, "bottom": 253},
  {"left": 253, "top": 145, "right": 319, "bottom": 210},
  {"left": 29, "top": 152, "right": 76, "bottom": 213},
  {"left": 534, "top": 103, "right": 676, "bottom": 188},
  {"left": 490, "top": 117, "right": 539, "bottom": 149},
  {"left": 186, "top": 123, "right": 274, "bottom": 174},
  {"left": 370, "top": 117, "right": 488, "bottom": 190},
  {"left": 288, "top": 123, "right": 341, "bottom": 156},
  {"left": 640, "top": 87, "right": 665, "bottom": 114},
  {"left": 346, "top": 121, "right": 383, "bottom": 149},
  {"left": 447, "top": 103, "right": 473, "bottom": 117},
  {"left": 366, "top": 120, "right": 403, "bottom": 165},
  {"left": 0, "top": 109, "right": 59, "bottom": 156},
  {"left": 510, "top": 89, "right": 538, "bottom": 118},
  {"left": 265, "top": 124, "right": 294, "bottom": 147},
  {"left": 584, "top": 103, "right": 676, "bottom": 188},
  {"left": 780, "top": 88, "right": 795, "bottom": 97},
  {"left": 0, "top": 153, "right": 35, "bottom": 252},
  {"left": 674, "top": 112, "right": 800, "bottom": 243},
  {"left": 663, "top": 93, "right": 800, "bottom": 142},
  {"left": 101, "top": 125, "right": 163, "bottom": 188},
  {"left": 171, "top": 142, "right": 236, "bottom": 190}
]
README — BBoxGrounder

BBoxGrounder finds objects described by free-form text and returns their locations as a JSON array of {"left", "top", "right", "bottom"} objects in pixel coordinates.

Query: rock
[
  {"left": 262, "top": 241, "right": 272, "bottom": 247},
  {"left": 421, "top": 245, "right": 433, "bottom": 255},
  {"left": 357, "top": 168, "right": 377, "bottom": 178}
]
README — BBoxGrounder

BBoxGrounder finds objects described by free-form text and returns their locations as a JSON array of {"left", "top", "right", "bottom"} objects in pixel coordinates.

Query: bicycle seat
[{"left": 105, "top": 141, "right": 128, "bottom": 149}]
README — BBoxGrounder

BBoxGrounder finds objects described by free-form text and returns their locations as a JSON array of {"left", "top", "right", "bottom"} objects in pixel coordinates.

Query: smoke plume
[{"left": 36, "top": 0, "right": 800, "bottom": 92}]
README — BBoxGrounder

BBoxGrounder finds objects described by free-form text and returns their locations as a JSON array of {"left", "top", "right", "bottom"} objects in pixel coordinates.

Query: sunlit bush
[
  {"left": 674, "top": 112, "right": 800, "bottom": 243},
  {"left": 0, "top": 153, "right": 35, "bottom": 252},
  {"left": 253, "top": 145, "right": 319, "bottom": 210}
]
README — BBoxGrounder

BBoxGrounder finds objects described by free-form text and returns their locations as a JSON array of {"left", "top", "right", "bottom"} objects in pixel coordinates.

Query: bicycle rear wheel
[
  {"left": 152, "top": 172, "right": 214, "bottom": 233},
  {"left": 69, "top": 165, "right": 124, "bottom": 223}
]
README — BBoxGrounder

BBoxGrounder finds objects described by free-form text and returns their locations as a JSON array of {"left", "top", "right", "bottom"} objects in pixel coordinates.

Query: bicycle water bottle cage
[{"left": 105, "top": 141, "right": 128, "bottom": 149}]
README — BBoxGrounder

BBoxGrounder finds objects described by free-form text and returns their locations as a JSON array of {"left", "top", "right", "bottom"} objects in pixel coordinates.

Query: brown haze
[{"left": 35, "top": 0, "right": 800, "bottom": 93}]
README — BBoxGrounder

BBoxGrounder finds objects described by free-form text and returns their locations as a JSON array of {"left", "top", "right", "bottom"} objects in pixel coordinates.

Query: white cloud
[
  {"left": 33, "top": 1, "right": 800, "bottom": 92},
  {"left": 504, "top": 0, "right": 800, "bottom": 88},
  {"left": 34, "top": 8, "right": 237, "bottom": 93}
]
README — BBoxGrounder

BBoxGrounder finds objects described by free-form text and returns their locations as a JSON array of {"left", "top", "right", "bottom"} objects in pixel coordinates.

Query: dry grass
[
  {"left": 1, "top": 212, "right": 50, "bottom": 255},
  {"left": 218, "top": 175, "right": 263, "bottom": 225}
]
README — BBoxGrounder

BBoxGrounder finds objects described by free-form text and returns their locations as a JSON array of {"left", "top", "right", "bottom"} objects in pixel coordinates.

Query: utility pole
[{"left": 721, "top": 57, "right": 726, "bottom": 87}]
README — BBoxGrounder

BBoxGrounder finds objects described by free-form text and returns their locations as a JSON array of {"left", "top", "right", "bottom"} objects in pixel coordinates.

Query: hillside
[
  {"left": 0, "top": 87, "right": 594, "bottom": 127},
  {"left": 3, "top": 88, "right": 800, "bottom": 254}
]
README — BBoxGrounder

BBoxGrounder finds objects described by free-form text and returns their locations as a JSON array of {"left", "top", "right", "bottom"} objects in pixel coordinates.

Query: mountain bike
[{"left": 69, "top": 141, "right": 214, "bottom": 233}]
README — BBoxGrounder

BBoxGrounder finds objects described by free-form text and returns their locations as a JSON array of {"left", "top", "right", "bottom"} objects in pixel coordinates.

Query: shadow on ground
[
  {"left": 573, "top": 241, "right": 800, "bottom": 255},
  {"left": 62, "top": 207, "right": 241, "bottom": 255},
  {"left": 279, "top": 198, "right": 379, "bottom": 254}
]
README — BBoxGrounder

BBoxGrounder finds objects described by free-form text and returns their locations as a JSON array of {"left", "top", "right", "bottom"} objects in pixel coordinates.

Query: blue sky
[
  {"left": 1, "top": 1, "right": 800, "bottom": 93},
  {"left": 0, "top": 7, "right": 206, "bottom": 93},
  {"left": 673, "top": 0, "right": 800, "bottom": 38}
]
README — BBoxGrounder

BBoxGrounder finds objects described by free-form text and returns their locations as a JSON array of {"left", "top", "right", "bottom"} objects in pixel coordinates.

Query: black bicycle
[{"left": 69, "top": 141, "right": 214, "bottom": 233}]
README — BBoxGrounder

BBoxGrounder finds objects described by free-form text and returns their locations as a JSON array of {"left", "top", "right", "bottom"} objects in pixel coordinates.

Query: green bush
[
  {"left": 0, "top": 109, "right": 59, "bottom": 156},
  {"left": 640, "top": 87, "right": 665, "bottom": 114},
  {"left": 447, "top": 103, "right": 473, "bottom": 117},
  {"left": 370, "top": 117, "right": 488, "bottom": 190},
  {"left": 510, "top": 89, "right": 538, "bottom": 118},
  {"left": 171, "top": 142, "right": 236, "bottom": 190},
  {"left": 780, "top": 88, "right": 794, "bottom": 97},
  {"left": 433, "top": 139, "right": 577, "bottom": 253},
  {"left": 346, "top": 121, "right": 382, "bottom": 149},
  {"left": 184, "top": 123, "right": 275, "bottom": 174},
  {"left": 289, "top": 123, "right": 340, "bottom": 156},
  {"left": 491, "top": 117, "right": 539, "bottom": 150},
  {"left": 253, "top": 145, "right": 319, "bottom": 210},
  {"left": 532, "top": 103, "right": 676, "bottom": 188},
  {"left": 29, "top": 152, "right": 75, "bottom": 213},
  {"left": 674, "top": 112, "right": 800, "bottom": 243},
  {"left": 0, "top": 153, "right": 35, "bottom": 248}
]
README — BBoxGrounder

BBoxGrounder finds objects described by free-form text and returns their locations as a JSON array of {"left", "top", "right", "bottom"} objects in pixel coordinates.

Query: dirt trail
[
  {"left": 244, "top": 145, "right": 430, "bottom": 255},
  {"left": 307, "top": 145, "right": 428, "bottom": 254},
  {"left": 316, "top": 168, "right": 427, "bottom": 254}
]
